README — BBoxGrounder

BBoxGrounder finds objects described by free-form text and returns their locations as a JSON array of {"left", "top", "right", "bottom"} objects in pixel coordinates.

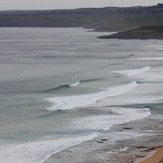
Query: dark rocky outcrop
[{"left": 99, "top": 26, "right": 163, "bottom": 39}]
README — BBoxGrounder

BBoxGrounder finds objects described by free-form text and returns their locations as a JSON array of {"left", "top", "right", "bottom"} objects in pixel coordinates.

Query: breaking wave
[
  {"left": 71, "top": 108, "right": 151, "bottom": 130},
  {"left": 112, "top": 66, "right": 150, "bottom": 76},
  {"left": 131, "top": 57, "right": 163, "bottom": 61},
  {"left": 66, "top": 81, "right": 80, "bottom": 87},
  {"left": 42, "top": 78, "right": 105, "bottom": 93},
  {"left": 0, "top": 133, "right": 98, "bottom": 163},
  {"left": 45, "top": 81, "right": 137, "bottom": 111}
]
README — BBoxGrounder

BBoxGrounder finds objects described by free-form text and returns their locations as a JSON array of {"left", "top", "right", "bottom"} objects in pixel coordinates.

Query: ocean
[{"left": 0, "top": 27, "right": 163, "bottom": 163}]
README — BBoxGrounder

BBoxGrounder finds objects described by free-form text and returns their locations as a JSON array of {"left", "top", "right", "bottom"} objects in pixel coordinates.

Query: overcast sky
[{"left": 0, "top": 0, "right": 162, "bottom": 10}]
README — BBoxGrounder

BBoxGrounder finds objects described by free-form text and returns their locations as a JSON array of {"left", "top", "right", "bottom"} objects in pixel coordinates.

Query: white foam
[
  {"left": 67, "top": 81, "right": 80, "bottom": 87},
  {"left": 0, "top": 133, "right": 98, "bottom": 163},
  {"left": 92, "top": 83, "right": 163, "bottom": 107},
  {"left": 71, "top": 108, "right": 151, "bottom": 130},
  {"left": 45, "top": 81, "right": 137, "bottom": 111},
  {"left": 130, "top": 68, "right": 163, "bottom": 82},
  {"left": 113, "top": 67, "right": 163, "bottom": 82},
  {"left": 131, "top": 57, "right": 163, "bottom": 61},
  {"left": 108, "top": 146, "right": 129, "bottom": 154},
  {"left": 119, "top": 146, "right": 129, "bottom": 152},
  {"left": 140, "top": 70, "right": 163, "bottom": 81},
  {"left": 112, "top": 66, "right": 150, "bottom": 76}
]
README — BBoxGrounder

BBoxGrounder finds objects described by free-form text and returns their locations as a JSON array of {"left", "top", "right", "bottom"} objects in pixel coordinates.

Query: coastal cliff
[{"left": 98, "top": 26, "right": 163, "bottom": 39}]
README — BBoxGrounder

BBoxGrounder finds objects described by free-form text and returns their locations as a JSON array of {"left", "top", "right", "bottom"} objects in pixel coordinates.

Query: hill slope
[
  {"left": 0, "top": 4, "right": 163, "bottom": 31},
  {"left": 98, "top": 26, "right": 163, "bottom": 39}
]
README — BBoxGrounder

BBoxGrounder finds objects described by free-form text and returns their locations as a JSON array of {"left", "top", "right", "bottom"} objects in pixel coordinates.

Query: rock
[{"left": 122, "top": 127, "right": 132, "bottom": 130}]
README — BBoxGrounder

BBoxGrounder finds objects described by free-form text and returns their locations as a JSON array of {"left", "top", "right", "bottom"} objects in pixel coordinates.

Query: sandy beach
[{"left": 136, "top": 147, "right": 163, "bottom": 163}]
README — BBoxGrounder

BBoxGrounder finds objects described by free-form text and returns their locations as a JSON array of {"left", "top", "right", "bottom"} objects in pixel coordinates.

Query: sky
[{"left": 0, "top": 0, "right": 163, "bottom": 10}]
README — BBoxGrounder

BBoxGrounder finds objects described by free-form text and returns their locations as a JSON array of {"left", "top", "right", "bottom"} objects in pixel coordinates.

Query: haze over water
[{"left": 0, "top": 28, "right": 163, "bottom": 163}]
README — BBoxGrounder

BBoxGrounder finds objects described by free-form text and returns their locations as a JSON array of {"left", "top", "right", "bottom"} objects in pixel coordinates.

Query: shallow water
[{"left": 0, "top": 27, "right": 163, "bottom": 163}]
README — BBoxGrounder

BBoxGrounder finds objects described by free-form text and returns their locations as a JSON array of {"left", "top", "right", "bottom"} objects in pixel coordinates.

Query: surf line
[{"left": 45, "top": 81, "right": 137, "bottom": 111}]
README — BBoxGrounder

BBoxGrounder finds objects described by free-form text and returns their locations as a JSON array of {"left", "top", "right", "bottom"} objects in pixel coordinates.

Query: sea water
[{"left": 0, "top": 28, "right": 163, "bottom": 163}]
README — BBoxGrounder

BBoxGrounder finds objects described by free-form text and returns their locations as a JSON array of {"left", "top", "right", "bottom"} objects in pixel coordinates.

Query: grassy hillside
[{"left": 0, "top": 4, "right": 163, "bottom": 31}]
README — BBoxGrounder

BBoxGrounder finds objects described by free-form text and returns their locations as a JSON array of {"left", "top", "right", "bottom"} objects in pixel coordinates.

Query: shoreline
[
  {"left": 136, "top": 146, "right": 163, "bottom": 163},
  {"left": 44, "top": 103, "right": 163, "bottom": 163}
]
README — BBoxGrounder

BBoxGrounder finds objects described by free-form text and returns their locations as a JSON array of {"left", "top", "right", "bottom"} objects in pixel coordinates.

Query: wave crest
[
  {"left": 45, "top": 81, "right": 137, "bottom": 111},
  {"left": 43, "top": 78, "right": 105, "bottom": 93},
  {"left": 112, "top": 66, "right": 150, "bottom": 76}
]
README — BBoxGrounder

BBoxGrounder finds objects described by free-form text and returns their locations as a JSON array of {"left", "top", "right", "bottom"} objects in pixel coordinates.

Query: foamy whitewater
[
  {"left": 71, "top": 108, "right": 151, "bottom": 130},
  {"left": 112, "top": 66, "right": 150, "bottom": 76},
  {"left": 0, "top": 28, "right": 163, "bottom": 163},
  {"left": 67, "top": 81, "right": 80, "bottom": 87},
  {"left": 45, "top": 81, "right": 137, "bottom": 111},
  {"left": 131, "top": 57, "right": 163, "bottom": 60},
  {"left": 0, "top": 133, "right": 98, "bottom": 163}
]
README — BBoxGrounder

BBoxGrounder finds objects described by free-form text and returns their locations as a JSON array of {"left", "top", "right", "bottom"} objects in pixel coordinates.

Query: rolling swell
[{"left": 42, "top": 78, "right": 105, "bottom": 93}]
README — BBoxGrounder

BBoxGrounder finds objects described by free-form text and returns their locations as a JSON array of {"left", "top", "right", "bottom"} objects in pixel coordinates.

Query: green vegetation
[{"left": 0, "top": 4, "right": 163, "bottom": 31}]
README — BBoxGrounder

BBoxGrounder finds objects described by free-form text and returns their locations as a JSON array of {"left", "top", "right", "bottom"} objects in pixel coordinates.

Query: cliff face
[{"left": 99, "top": 26, "right": 163, "bottom": 39}]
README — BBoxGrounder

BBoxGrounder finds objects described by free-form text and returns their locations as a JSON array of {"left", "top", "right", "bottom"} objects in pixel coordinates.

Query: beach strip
[{"left": 138, "top": 147, "right": 163, "bottom": 163}]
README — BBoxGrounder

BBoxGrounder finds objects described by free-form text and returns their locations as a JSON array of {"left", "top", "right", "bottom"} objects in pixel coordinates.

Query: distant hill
[
  {"left": 0, "top": 4, "right": 163, "bottom": 31},
  {"left": 98, "top": 26, "right": 163, "bottom": 39}
]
